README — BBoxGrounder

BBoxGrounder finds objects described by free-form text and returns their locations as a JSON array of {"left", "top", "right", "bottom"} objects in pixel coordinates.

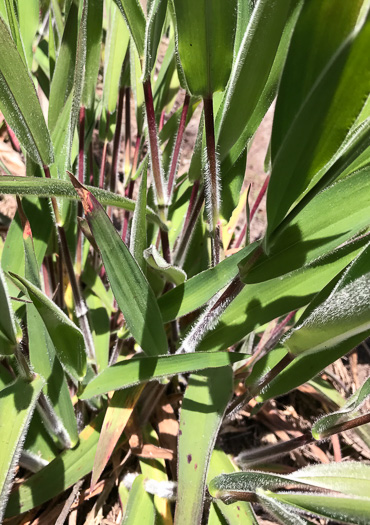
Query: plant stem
[
  {"left": 110, "top": 87, "right": 125, "bottom": 193},
  {"left": 167, "top": 93, "right": 191, "bottom": 200},
  {"left": 174, "top": 185, "right": 204, "bottom": 266},
  {"left": 203, "top": 96, "right": 220, "bottom": 266},
  {"left": 78, "top": 106, "right": 85, "bottom": 184},
  {"left": 5, "top": 120, "right": 21, "bottom": 152},
  {"left": 124, "top": 86, "right": 131, "bottom": 179},
  {"left": 235, "top": 175, "right": 270, "bottom": 249},
  {"left": 143, "top": 79, "right": 165, "bottom": 207},
  {"left": 76, "top": 106, "right": 86, "bottom": 277},
  {"left": 99, "top": 112, "right": 110, "bottom": 189},
  {"left": 43, "top": 166, "right": 96, "bottom": 362}
]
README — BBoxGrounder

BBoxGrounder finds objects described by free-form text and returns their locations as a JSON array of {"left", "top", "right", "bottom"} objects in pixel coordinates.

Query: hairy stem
[
  {"left": 99, "top": 112, "right": 110, "bottom": 189},
  {"left": 203, "top": 96, "right": 220, "bottom": 266},
  {"left": 124, "top": 86, "right": 131, "bottom": 179},
  {"left": 167, "top": 93, "right": 191, "bottom": 200}
]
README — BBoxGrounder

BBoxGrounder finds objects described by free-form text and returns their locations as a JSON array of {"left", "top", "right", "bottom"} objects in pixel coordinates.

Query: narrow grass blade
[
  {"left": 80, "top": 352, "right": 245, "bottom": 399},
  {"left": 84, "top": 291, "right": 110, "bottom": 372},
  {"left": 0, "top": 17, "right": 53, "bottom": 166},
  {"left": 259, "top": 490, "right": 370, "bottom": 524},
  {"left": 0, "top": 176, "right": 165, "bottom": 227},
  {"left": 91, "top": 385, "right": 145, "bottom": 490},
  {"left": 17, "top": 0, "right": 39, "bottom": 69},
  {"left": 122, "top": 474, "right": 156, "bottom": 525},
  {"left": 216, "top": 0, "right": 302, "bottom": 163},
  {"left": 312, "top": 377, "right": 370, "bottom": 440},
  {"left": 5, "top": 412, "right": 105, "bottom": 517},
  {"left": 82, "top": 0, "right": 103, "bottom": 108},
  {"left": 130, "top": 168, "right": 147, "bottom": 272},
  {"left": 69, "top": 176, "right": 168, "bottom": 357},
  {"left": 0, "top": 375, "right": 45, "bottom": 522},
  {"left": 142, "top": 0, "right": 168, "bottom": 81},
  {"left": 103, "top": 2, "right": 129, "bottom": 113},
  {"left": 199, "top": 237, "right": 369, "bottom": 352},
  {"left": 9, "top": 273, "right": 87, "bottom": 382},
  {"left": 0, "top": 266, "right": 17, "bottom": 355},
  {"left": 171, "top": 0, "right": 237, "bottom": 96},
  {"left": 175, "top": 367, "right": 233, "bottom": 524},
  {"left": 112, "top": 0, "right": 146, "bottom": 58},
  {"left": 256, "top": 491, "right": 315, "bottom": 525}
]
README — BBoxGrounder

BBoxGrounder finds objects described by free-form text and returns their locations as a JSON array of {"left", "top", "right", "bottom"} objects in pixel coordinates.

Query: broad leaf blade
[
  {"left": 70, "top": 176, "right": 168, "bottom": 357},
  {"left": 171, "top": 0, "right": 237, "bottom": 96},
  {"left": 175, "top": 367, "right": 233, "bottom": 525},
  {"left": 9, "top": 273, "right": 87, "bottom": 382},
  {"left": 0, "top": 16, "right": 53, "bottom": 166},
  {"left": 0, "top": 375, "right": 45, "bottom": 522},
  {"left": 122, "top": 474, "right": 156, "bottom": 525},
  {"left": 80, "top": 352, "right": 245, "bottom": 399},
  {"left": 266, "top": 9, "right": 370, "bottom": 242}
]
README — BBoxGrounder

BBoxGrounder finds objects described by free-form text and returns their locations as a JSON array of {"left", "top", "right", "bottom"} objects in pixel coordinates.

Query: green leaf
[
  {"left": 5, "top": 412, "right": 105, "bottom": 517},
  {"left": 112, "top": 0, "right": 146, "bottom": 58},
  {"left": 0, "top": 16, "right": 53, "bottom": 166},
  {"left": 256, "top": 491, "right": 317, "bottom": 525},
  {"left": 70, "top": 176, "right": 168, "bottom": 357},
  {"left": 82, "top": 0, "right": 103, "bottom": 107},
  {"left": 158, "top": 243, "right": 256, "bottom": 323},
  {"left": 312, "top": 376, "right": 370, "bottom": 440},
  {"left": 242, "top": 167, "right": 370, "bottom": 283},
  {"left": 0, "top": 375, "right": 45, "bottom": 522},
  {"left": 207, "top": 450, "right": 257, "bottom": 525},
  {"left": 285, "top": 241, "right": 370, "bottom": 357},
  {"left": 260, "top": 490, "right": 370, "bottom": 524},
  {"left": 216, "top": 0, "right": 302, "bottom": 163},
  {"left": 144, "top": 245, "right": 186, "bottom": 285},
  {"left": 266, "top": 9, "right": 370, "bottom": 242},
  {"left": 103, "top": 2, "right": 130, "bottom": 113},
  {"left": 122, "top": 474, "right": 156, "bottom": 525},
  {"left": 175, "top": 368, "right": 233, "bottom": 525},
  {"left": 9, "top": 273, "right": 87, "bottom": 382},
  {"left": 199, "top": 237, "right": 369, "bottom": 352},
  {"left": 0, "top": 266, "right": 17, "bottom": 355},
  {"left": 171, "top": 0, "right": 237, "bottom": 96},
  {"left": 48, "top": 1, "right": 79, "bottom": 135},
  {"left": 0, "top": 176, "right": 165, "bottom": 227},
  {"left": 129, "top": 161, "right": 147, "bottom": 272},
  {"left": 143, "top": 0, "right": 168, "bottom": 81},
  {"left": 289, "top": 462, "right": 370, "bottom": 499},
  {"left": 80, "top": 351, "right": 245, "bottom": 399},
  {"left": 17, "top": 0, "right": 39, "bottom": 70},
  {"left": 84, "top": 291, "right": 110, "bottom": 373}
]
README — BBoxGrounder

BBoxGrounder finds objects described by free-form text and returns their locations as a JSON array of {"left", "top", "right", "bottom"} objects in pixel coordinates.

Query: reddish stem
[
  {"left": 5, "top": 121, "right": 21, "bottom": 152},
  {"left": 99, "top": 112, "right": 111, "bottom": 189},
  {"left": 110, "top": 87, "right": 125, "bottom": 193},
  {"left": 167, "top": 93, "right": 191, "bottom": 200},
  {"left": 235, "top": 175, "right": 270, "bottom": 249},
  {"left": 124, "top": 86, "right": 131, "bottom": 179},
  {"left": 143, "top": 79, "right": 165, "bottom": 206}
]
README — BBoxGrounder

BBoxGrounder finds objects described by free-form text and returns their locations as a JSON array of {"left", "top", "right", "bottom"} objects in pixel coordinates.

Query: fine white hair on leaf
[
  {"left": 203, "top": 146, "right": 221, "bottom": 231},
  {"left": 122, "top": 472, "right": 139, "bottom": 490},
  {"left": 177, "top": 286, "right": 232, "bottom": 354}
]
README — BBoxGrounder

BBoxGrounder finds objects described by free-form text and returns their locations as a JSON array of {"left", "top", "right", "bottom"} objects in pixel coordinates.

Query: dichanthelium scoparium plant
[{"left": 0, "top": 0, "right": 370, "bottom": 523}]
